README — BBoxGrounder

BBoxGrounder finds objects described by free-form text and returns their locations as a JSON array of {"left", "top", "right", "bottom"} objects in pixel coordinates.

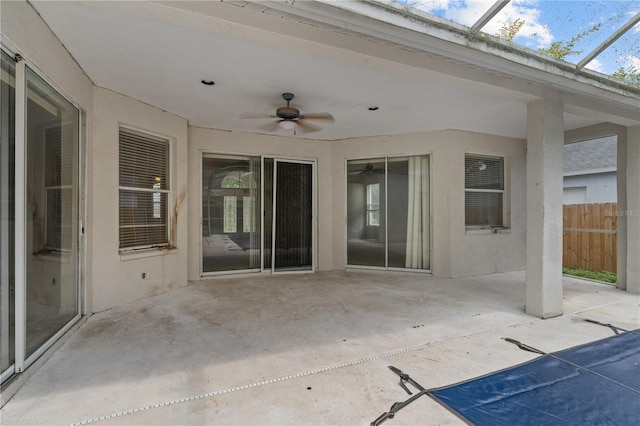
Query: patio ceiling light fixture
[{"left": 278, "top": 120, "right": 297, "bottom": 130}]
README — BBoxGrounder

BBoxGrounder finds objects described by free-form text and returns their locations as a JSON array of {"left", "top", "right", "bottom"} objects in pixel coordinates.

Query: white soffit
[{"left": 28, "top": 0, "right": 627, "bottom": 140}]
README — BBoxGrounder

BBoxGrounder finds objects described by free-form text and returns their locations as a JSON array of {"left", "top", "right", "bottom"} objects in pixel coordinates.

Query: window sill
[
  {"left": 119, "top": 246, "right": 177, "bottom": 262},
  {"left": 466, "top": 227, "right": 511, "bottom": 235},
  {"left": 32, "top": 250, "right": 71, "bottom": 263}
]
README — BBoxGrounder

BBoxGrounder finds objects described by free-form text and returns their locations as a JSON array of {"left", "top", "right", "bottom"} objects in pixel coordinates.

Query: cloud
[
  {"left": 621, "top": 55, "right": 640, "bottom": 70},
  {"left": 585, "top": 58, "right": 605, "bottom": 73},
  {"left": 408, "top": 0, "right": 554, "bottom": 47}
]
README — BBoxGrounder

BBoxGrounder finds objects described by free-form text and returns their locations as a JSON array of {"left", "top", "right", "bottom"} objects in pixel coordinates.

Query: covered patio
[
  {"left": 2, "top": 0, "right": 639, "bottom": 411},
  {"left": 2, "top": 271, "right": 638, "bottom": 425}
]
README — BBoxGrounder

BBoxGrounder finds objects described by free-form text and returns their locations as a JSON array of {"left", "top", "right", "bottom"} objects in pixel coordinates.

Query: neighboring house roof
[{"left": 564, "top": 136, "right": 617, "bottom": 175}]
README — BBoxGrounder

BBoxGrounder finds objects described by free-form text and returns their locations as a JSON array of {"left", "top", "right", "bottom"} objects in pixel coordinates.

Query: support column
[
  {"left": 617, "top": 125, "right": 640, "bottom": 293},
  {"left": 526, "top": 98, "right": 564, "bottom": 318}
]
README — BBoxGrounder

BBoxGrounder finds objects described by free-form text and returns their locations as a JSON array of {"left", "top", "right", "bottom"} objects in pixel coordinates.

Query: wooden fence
[{"left": 563, "top": 203, "right": 617, "bottom": 272}]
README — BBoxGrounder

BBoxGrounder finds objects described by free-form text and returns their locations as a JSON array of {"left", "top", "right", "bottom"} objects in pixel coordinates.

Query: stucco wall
[
  {"left": 1, "top": 0, "right": 95, "bottom": 311},
  {"left": 91, "top": 88, "right": 188, "bottom": 312},
  {"left": 332, "top": 130, "right": 526, "bottom": 278},
  {"left": 187, "top": 127, "right": 334, "bottom": 281}
]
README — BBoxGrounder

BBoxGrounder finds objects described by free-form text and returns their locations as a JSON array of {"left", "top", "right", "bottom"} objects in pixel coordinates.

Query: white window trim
[{"left": 464, "top": 152, "right": 510, "bottom": 232}]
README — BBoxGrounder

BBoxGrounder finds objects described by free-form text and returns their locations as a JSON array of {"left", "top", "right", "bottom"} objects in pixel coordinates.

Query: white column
[
  {"left": 618, "top": 125, "right": 640, "bottom": 293},
  {"left": 526, "top": 98, "right": 564, "bottom": 318}
]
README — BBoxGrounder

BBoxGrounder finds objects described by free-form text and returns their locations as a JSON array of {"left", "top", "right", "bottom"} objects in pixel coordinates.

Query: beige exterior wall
[
  {"left": 1, "top": 1, "right": 95, "bottom": 311},
  {"left": 332, "top": 130, "right": 526, "bottom": 278},
  {"left": 90, "top": 88, "right": 189, "bottom": 312}
]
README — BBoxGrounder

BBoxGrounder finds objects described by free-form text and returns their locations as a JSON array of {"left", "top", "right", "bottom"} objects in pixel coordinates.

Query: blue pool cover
[{"left": 429, "top": 330, "right": 640, "bottom": 425}]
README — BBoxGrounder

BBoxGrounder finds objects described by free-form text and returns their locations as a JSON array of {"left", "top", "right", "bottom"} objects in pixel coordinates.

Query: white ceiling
[{"left": 30, "top": 0, "right": 605, "bottom": 141}]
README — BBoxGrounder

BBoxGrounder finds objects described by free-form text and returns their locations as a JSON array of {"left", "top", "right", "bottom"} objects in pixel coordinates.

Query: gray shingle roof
[{"left": 564, "top": 136, "right": 617, "bottom": 174}]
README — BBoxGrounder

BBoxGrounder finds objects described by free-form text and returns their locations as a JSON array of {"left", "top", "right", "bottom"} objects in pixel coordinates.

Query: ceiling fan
[
  {"left": 242, "top": 93, "right": 334, "bottom": 134},
  {"left": 349, "top": 163, "right": 385, "bottom": 175}
]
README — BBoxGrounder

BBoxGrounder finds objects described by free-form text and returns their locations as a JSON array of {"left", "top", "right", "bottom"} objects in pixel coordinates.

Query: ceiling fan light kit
[{"left": 278, "top": 120, "right": 297, "bottom": 130}]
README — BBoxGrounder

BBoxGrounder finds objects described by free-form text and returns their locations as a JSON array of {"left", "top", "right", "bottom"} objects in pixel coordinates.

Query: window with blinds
[
  {"left": 44, "top": 125, "right": 74, "bottom": 251},
  {"left": 464, "top": 154, "right": 504, "bottom": 228},
  {"left": 119, "top": 128, "right": 170, "bottom": 250}
]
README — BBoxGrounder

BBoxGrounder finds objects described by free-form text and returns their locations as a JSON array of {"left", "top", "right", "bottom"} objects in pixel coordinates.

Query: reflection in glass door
[
  {"left": 201, "top": 155, "right": 261, "bottom": 273},
  {"left": 1, "top": 51, "right": 16, "bottom": 379},
  {"left": 346, "top": 158, "right": 386, "bottom": 267},
  {"left": 24, "top": 67, "right": 81, "bottom": 360},
  {"left": 273, "top": 161, "right": 313, "bottom": 272},
  {"left": 347, "top": 156, "right": 430, "bottom": 270}
]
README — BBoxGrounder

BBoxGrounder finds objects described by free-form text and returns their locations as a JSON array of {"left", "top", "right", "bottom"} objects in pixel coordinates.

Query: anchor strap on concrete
[
  {"left": 371, "top": 366, "right": 430, "bottom": 426},
  {"left": 583, "top": 318, "right": 628, "bottom": 335},
  {"left": 504, "top": 337, "right": 546, "bottom": 355}
]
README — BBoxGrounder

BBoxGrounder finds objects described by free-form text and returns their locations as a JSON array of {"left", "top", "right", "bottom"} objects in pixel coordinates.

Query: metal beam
[
  {"left": 577, "top": 12, "right": 640, "bottom": 70},
  {"left": 470, "top": 0, "right": 511, "bottom": 34}
]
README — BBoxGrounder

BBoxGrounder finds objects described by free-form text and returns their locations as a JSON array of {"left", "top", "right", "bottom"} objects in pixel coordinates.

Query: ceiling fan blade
[
  {"left": 298, "top": 112, "right": 334, "bottom": 122},
  {"left": 240, "top": 113, "right": 277, "bottom": 119},
  {"left": 296, "top": 120, "right": 322, "bottom": 133},
  {"left": 258, "top": 120, "right": 282, "bottom": 132}
]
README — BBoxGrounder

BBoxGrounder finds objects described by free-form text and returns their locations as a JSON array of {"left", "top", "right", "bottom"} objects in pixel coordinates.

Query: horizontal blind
[
  {"left": 119, "top": 129, "right": 169, "bottom": 190},
  {"left": 44, "top": 125, "right": 74, "bottom": 250},
  {"left": 465, "top": 192, "right": 503, "bottom": 226},
  {"left": 465, "top": 154, "right": 504, "bottom": 227},
  {"left": 119, "top": 129, "right": 169, "bottom": 249},
  {"left": 465, "top": 154, "right": 503, "bottom": 190},
  {"left": 45, "top": 188, "right": 73, "bottom": 250}
]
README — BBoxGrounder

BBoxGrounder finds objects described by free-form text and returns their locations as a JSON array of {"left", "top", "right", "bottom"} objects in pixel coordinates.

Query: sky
[{"left": 392, "top": 0, "right": 640, "bottom": 75}]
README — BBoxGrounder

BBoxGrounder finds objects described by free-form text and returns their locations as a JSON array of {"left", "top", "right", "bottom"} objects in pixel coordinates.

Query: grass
[{"left": 562, "top": 267, "right": 617, "bottom": 284}]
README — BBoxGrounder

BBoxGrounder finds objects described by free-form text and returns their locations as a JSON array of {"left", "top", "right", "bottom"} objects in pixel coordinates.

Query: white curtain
[{"left": 405, "top": 156, "right": 430, "bottom": 269}]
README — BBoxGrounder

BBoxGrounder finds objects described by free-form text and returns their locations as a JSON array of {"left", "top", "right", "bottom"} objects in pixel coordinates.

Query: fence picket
[{"left": 563, "top": 203, "right": 616, "bottom": 272}]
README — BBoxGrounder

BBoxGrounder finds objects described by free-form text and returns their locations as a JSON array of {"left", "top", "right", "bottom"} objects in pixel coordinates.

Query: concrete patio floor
[{"left": 1, "top": 271, "right": 638, "bottom": 425}]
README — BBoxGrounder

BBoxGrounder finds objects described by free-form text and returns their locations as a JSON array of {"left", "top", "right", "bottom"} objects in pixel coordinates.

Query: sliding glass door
[
  {"left": 346, "top": 158, "right": 386, "bottom": 267},
  {"left": 24, "top": 67, "right": 81, "bottom": 360},
  {"left": 347, "top": 155, "right": 430, "bottom": 270},
  {"left": 201, "top": 155, "right": 261, "bottom": 273},
  {"left": 1, "top": 50, "right": 82, "bottom": 383},
  {"left": 201, "top": 155, "right": 315, "bottom": 275}
]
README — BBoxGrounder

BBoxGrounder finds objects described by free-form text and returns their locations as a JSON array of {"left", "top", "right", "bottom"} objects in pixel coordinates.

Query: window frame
[
  {"left": 464, "top": 153, "right": 507, "bottom": 230},
  {"left": 118, "top": 127, "right": 171, "bottom": 251}
]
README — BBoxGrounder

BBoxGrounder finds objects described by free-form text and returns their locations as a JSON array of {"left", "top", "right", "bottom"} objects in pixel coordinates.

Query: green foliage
[
  {"left": 612, "top": 66, "right": 640, "bottom": 88},
  {"left": 538, "top": 24, "right": 601, "bottom": 59},
  {"left": 563, "top": 267, "right": 617, "bottom": 284},
  {"left": 496, "top": 18, "right": 525, "bottom": 42}
]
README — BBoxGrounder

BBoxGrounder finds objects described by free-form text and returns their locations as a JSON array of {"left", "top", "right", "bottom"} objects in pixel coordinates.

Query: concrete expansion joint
[{"left": 66, "top": 330, "right": 495, "bottom": 426}]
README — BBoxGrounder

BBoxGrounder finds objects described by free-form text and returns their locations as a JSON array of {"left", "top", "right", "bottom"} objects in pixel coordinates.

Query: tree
[
  {"left": 612, "top": 66, "right": 640, "bottom": 88},
  {"left": 496, "top": 18, "right": 525, "bottom": 42},
  {"left": 538, "top": 24, "right": 601, "bottom": 60}
]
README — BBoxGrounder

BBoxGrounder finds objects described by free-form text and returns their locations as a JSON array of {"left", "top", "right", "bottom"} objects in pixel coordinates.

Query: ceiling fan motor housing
[{"left": 276, "top": 106, "right": 300, "bottom": 120}]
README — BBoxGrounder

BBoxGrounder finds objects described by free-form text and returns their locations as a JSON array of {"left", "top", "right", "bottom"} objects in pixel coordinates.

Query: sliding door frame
[
  {"left": 344, "top": 154, "right": 433, "bottom": 273},
  {"left": 199, "top": 153, "right": 317, "bottom": 277},
  {"left": 1, "top": 42, "right": 85, "bottom": 381}
]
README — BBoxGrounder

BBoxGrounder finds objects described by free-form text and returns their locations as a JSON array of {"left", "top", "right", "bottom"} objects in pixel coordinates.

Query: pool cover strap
[{"left": 370, "top": 366, "right": 430, "bottom": 426}]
